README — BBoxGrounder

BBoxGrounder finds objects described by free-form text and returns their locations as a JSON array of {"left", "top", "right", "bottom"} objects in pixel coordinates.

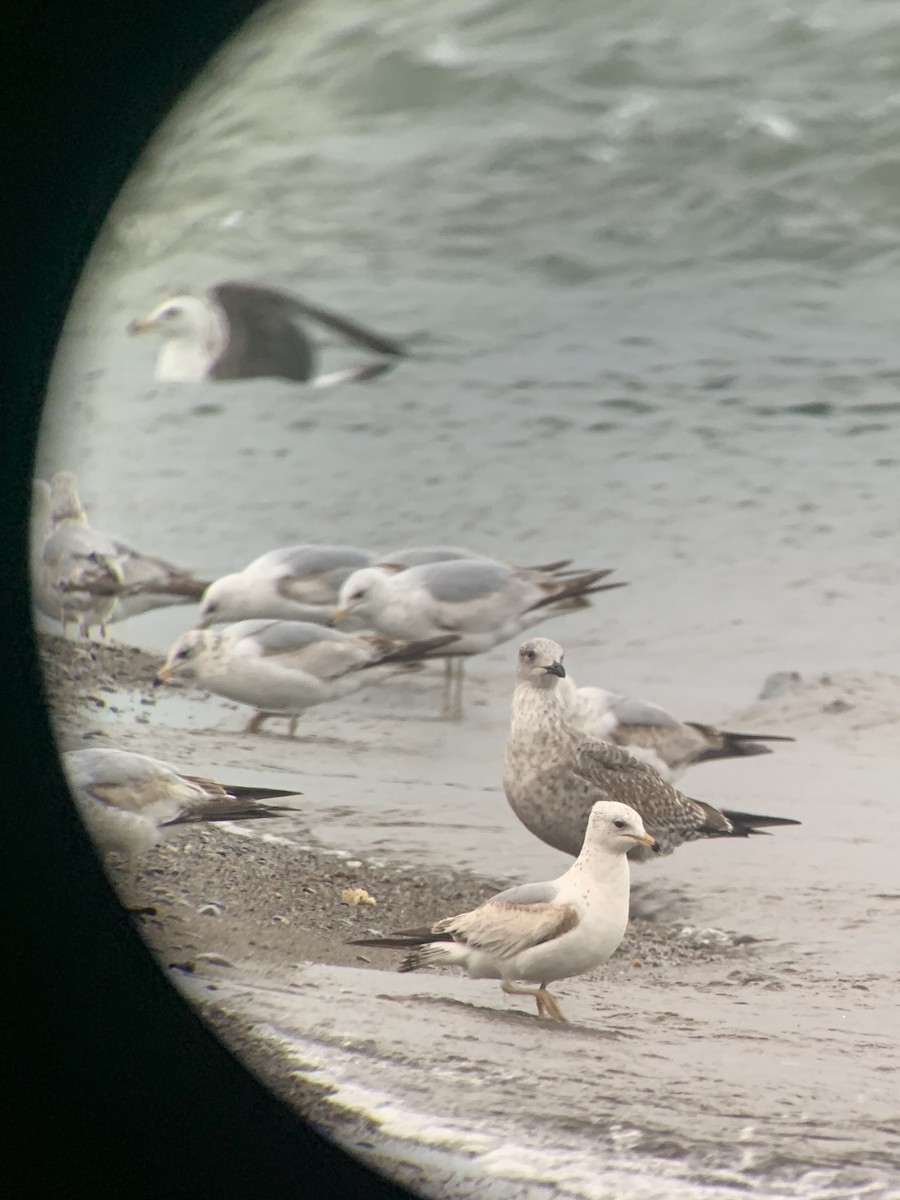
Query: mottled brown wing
[
  {"left": 571, "top": 737, "right": 719, "bottom": 837},
  {"left": 434, "top": 900, "right": 580, "bottom": 959}
]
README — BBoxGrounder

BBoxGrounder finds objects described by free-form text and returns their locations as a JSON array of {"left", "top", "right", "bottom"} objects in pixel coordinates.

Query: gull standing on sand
[
  {"left": 197, "top": 544, "right": 375, "bottom": 628},
  {"left": 63, "top": 748, "right": 300, "bottom": 907},
  {"left": 351, "top": 800, "right": 658, "bottom": 1021},
  {"left": 505, "top": 638, "right": 800, "bottom": 859},
  {"left": 156, "top": 619, "right": 458, "bottom": 735},
  {"left": 560, "top": 676, "right": 794, "bottom": 781},
  {"left": 33, "top": 471, "right": 125, "bottom": 636},
  {"left": 333, "top": 558, "right": 625, "bottom": 719},
  {"left": 128, "top": 281, "right": 406, "bottom": 386},
  {"left": 33, "top": 472, "right": 211, "bottom": 633}
]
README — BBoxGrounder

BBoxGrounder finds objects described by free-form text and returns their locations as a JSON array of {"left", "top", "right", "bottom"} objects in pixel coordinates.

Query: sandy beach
[
  {"left": 41, "top": 630, "right": 900, "bottom": 1199},
  {"left": 32, "top": 9, "right": 900, "bottom": 1193}
]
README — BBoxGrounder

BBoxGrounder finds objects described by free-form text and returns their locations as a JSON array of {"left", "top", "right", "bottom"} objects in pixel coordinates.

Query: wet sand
[{"left": 42, "top": 633, "right": 900, "bottom": 1198}]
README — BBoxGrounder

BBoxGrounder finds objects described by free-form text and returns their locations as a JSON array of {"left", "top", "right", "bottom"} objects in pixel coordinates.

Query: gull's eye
[
  {"left": 351, "top": 588, "right": 367, "bottom": 601},
  {"left": 160, "top": 306, "right": 179, "bottom": 319},
  {"left": 175, "top": 646, "right": 192, "bottom": 661},
  {"left": 204, "top": 602, "right": 218, "bottom": 615},
  {"left": 613, "top": 818, "right": 627, "bottom": 830},
  {"left": 522, "top": 648, "right": 535, "bottom": 662}
]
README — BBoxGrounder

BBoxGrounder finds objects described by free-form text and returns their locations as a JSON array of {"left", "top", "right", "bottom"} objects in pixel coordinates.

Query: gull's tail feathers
[
  {"left": 686, "top": 723, "right": 796, "bottom": 765},
  {"left": 717, "top": 807, "right": 802, "bottom": 838}
]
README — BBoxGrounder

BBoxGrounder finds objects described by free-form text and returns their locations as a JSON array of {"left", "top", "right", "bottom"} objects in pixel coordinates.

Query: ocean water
[{"left": 36, "top": 0, "right": 900, "bottom": 1196}]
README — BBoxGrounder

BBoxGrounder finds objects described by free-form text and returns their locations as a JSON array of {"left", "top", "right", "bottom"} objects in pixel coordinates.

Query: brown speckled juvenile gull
[
  {"left": 504, "top": 638, "right": 800, "bottom": 860},
  {"left": 351, "top": 800, "right": 658, "bottom": 1021},
  {"left": 559, "top": 676, "right": 794, "bottom": 782},
  {"left": 63, "top": 747, "right": 299, "bottom": 908},
  {"left": 333, "top": 558, "right": 625, "bottom": 720}
]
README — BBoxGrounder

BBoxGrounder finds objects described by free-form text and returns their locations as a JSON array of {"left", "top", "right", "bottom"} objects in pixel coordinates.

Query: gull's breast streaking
[
  {"left": 504, "top": 638, "right": 801, "bottom": 860},
  {"left": 128, "top": 281, "right": 406, "bottom": 387},
  {"left": 351, "top": 800, "right": 658, "bottom": 1021}
]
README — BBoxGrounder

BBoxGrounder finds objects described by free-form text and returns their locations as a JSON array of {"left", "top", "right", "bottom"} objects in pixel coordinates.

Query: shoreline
[{"left": 38, "top": 631, "right": 900, "bottom": 1199}]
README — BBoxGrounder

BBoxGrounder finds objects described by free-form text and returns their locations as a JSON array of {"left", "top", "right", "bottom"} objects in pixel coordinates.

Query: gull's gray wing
[
  {"left": 273, "top": 545, "right": 374, "bottom": 603},
  {"left": 65, "top": 749, "right": 297, "bottom": 823},
  {"left": 607, "top": 694, "right": 682, "bottom": 729},
  {"left": 416, "top": 559, "right": 513, "bottom": 604},
  {"left": 232, "top": 282, "right": 406, "bottom": 358},
  {"left": 230, "top": 618, "right": 381, "bottom": 678},
  {"left": 487, "top": 880, "right": 561, "bottom": 907},
  {"left": 210, "top": 283, "right": 315, "bottom": 382},
  {"left": 213, "top": 281, "right": 405, "bottom": 371},
  {"left": 377, "top": 546, "right": 484, "bottom": 570},
  {"left": 64, "top": 748, "right": 199, "bottom": 819},
  {"left": 228, "top": 619, "right": 347, "bottom": 652}
]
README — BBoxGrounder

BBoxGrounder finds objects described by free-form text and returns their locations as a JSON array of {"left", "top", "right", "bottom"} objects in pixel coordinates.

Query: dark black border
[{"left": 1, "top": 5, "right": 414, "bottom": 1197}]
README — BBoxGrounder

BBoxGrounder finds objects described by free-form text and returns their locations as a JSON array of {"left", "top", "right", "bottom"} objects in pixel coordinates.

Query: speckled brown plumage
[{"left": 504, "top": 638, "right": 800, "bottom": 860}]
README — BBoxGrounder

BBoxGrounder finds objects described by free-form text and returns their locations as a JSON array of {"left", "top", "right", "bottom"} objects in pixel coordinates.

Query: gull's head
[
  {"left": 586, "top": 801, "right": 660, "bottom": 856},
  {"left": 49, "top": 470, "right": 86, "bottom": 524},
  {"left": 155, "top": 629, "right": 212, "bottom": 684},
  {"left": 332, "top": 567, "right": 391, "bottom": 626},
  {"left": 196, "top": 575, "right": 240, "bottom": 629},
  {"left": 516, "top": 637, "right": 566, "bottom": 687},
  {"left": 128, "top": 293, "right": 209, "bottom": 340}
]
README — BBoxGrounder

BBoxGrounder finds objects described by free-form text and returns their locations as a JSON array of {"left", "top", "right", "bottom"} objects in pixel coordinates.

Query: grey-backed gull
[
  {"left": 155, "top": 619, "right": 457, "bottom": 735},
  {"left": 559, "top": 675, "right": 794, "bottom": 781},
  {"left": 351, "top": 800, "right": 657, "bottom": 1021},
  {"left": 333, "top": 558, "right": 625, "bottom": 720}
]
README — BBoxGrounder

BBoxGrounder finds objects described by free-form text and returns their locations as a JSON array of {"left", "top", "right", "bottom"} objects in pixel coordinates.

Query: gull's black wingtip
[{"left": 720, "top": 808, "right": 802, "bottom": 837}]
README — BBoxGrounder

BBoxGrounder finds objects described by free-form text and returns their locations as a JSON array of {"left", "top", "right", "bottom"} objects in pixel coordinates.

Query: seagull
[
  {"left": 196, "top": 543, "right": 375, "bottom": 629},
  {"left": 559, "top": 676, "right": 794, "bottom": 781},
  {"left": 128, "top": 281, "right": 406, "bottom": 386},
  {"left": 32, "top": 472, "right": 210, "bottom": 633},
  {"left": 155, "top": 619, "right": 459, "bottom": 735},
  {"left": 350, "top": 800, "right": 658, "bottom": 1021},
  {"left": 504, "top": 638, "right": 800, "bottom": 860},
  {"left": 33, "top": 471, "right": 125, "bottom": 636},
  {"left": 333, "top": 558, "right": 625, "bottom": 720},
  {"left": 63, "top": 747, "right": 300, "bottom": 909}
]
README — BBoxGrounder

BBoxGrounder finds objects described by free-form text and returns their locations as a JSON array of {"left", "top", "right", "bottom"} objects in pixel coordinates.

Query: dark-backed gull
[{"left": 128, "top": 281, "right": 406, "bottom": 386}]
